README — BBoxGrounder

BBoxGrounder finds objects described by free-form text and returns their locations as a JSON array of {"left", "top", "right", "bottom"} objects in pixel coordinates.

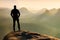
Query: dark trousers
[{"left": 13, "top": 18, "right": 20, "bottom": 32}]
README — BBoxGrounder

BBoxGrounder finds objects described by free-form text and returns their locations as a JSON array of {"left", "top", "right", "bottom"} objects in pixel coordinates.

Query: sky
[{"left": 0, "top": 0, "right": 60, "bottom": 10}]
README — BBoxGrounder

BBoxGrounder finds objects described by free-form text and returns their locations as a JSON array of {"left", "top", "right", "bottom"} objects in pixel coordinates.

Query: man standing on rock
[{"left": 11, "top": 5, "right": 20, "bottom": 32}]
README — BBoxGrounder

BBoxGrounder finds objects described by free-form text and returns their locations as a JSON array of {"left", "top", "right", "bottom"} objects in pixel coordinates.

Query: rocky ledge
[{"left": 3, "top": 30, "right": 60, "bottom": 40}]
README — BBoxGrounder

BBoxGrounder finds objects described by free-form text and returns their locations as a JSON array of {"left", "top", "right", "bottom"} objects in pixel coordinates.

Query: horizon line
[{"left": 0, "top": 7, "right": 60, "bottom": 10}]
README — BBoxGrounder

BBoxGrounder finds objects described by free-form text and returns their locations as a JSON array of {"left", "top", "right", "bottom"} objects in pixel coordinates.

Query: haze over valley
[{"left": 0, "top": 8, "right": 60, "bottom": 40}]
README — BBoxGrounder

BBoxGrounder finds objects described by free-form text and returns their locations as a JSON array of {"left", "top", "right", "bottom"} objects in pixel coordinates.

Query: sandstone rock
[{"left": 3, "top": 30, "right": 60, "bottom": 40}]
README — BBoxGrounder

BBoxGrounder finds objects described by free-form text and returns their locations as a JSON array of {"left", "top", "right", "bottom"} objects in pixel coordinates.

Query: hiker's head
[{"left": 14, "top": 5, "right": 16, "bottom": 9}]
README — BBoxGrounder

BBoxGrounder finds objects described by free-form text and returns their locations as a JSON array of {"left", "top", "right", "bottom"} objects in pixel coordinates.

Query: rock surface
[{"left": 3, "top": 30, "right": 60, "bottom": 40}]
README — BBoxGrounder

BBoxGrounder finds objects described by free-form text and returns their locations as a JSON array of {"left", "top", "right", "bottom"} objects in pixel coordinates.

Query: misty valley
[{"left": 0, "top": 8, "right": 60, "bottom": 40}]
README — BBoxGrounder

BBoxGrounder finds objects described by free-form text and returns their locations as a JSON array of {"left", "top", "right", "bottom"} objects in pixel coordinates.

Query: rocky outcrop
[{"left": 3, "top": 30, "right": 60, "bottom": 40}]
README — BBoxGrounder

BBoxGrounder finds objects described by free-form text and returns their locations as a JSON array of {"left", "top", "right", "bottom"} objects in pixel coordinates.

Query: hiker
[{"left": 11, "top": 5, "right": 20, "bottom": 32}]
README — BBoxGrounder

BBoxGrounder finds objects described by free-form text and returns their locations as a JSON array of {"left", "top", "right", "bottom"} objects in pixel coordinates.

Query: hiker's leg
[
  {"left": 17, "top": 18, "right": 20, "bottom": 31},
  {"left": 13, "top": 19, "right": 15, "bottom": 32}
]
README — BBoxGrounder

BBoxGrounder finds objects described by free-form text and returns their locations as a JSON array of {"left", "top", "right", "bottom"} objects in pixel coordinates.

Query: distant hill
[
  {"left": 35, "top": 9, "right": 50, "bottom": 19},
  {"left": 20, "top": 7, "right": 34, "bottom": 18},
  {"left": 49, "top": 8, "right": 58, "bottom": 15}
]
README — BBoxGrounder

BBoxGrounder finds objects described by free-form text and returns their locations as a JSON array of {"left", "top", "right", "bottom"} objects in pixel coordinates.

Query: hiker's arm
[
  {"left": 11, "top": 10, "right": 13, "bottom": 17},
  {"left": 18, "top": 10, "right": 20, "bottom": 17}
]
